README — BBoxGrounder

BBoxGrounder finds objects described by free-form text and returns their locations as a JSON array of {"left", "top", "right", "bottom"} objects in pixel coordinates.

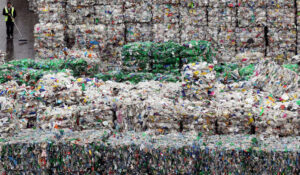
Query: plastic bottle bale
[
  {"left": 180, "top": 25, "right": 206, "bottom": 42},
  {"left": 124, "top": 2, "right": 152, "bottom": 23},
  {"left": 256, "top": 110, "right": 299, "bottom": 137},
  {"left": 181, "top": 0, "right": 209, "bottom": 7},
  {"left": 153, "top": 0, "right": 180, "bottom": 5},
  {"left": 152, "top": 4, "right": 180, "bottom": 24},
  {"left": 237, "top": 0, "right": 266, "bottom": 8},
  {"left": 204, "top": 27, "right": 219, "bottom": 49},
  {"left": 144, "top": 100, "right": 179, "bottom": 134},
  {"left": 180, "top": 40, "right": 215, "bottom": 63},
  {"left": 37, "top": 1, "right": 66, "bottom": 23},
  {"left": 125, "top": 23, "right": 153, "bottom": 42},
  {"left": 66, "top": 5, "right": 95, "bottom": 25},
  {"left": 180, "top": 6, "right": 207, "bottom": 26},
  {"left": 267, "top": 8, "right": 296, "bottom": 29},
  {"left": 235, "top": 52, "right": 264, "bottom": 65},
  {"left": 266, "top": 0, "right": 295, "bottom": 8},
  {"left": 94, "top": 4, "right": 124, "bottom": 25},
  {"left": 208, "top": 7, "right": 236, "bottom": 28},
  {"left": 193, "top": 110, "right": 217, "bottom": 135},
  {"left": 215, "top": 46, "right": 236, "bottom": 63},
  {"left": 182, "top": 62, "right": 216, "bottom": 101},
  {"left": 217, "top": 107, "right": 255, "bottom": 135},
  {"left": 208, "top": 0, "right": 237, "bottom": 8},
  {"left": 153, "top": 23, "right": 180, "bottom": 43},
  {"left": 235, "top": 27, "right": 265, "bottom": 54},
  {"left": 267, "top": 27, "right": 296, "bottom": 60},
  {"left": 237, "top": 7, "right": 266, "bottom": 27}
]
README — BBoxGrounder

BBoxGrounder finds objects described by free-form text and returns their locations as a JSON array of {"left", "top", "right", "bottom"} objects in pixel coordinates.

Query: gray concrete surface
[{"left": 0, "top": 0, "right": 37, "bottom": 61}]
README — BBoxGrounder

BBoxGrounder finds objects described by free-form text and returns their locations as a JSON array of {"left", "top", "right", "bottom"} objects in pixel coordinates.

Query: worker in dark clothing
[{"left": 3, "top": 2, "right": 17, "bottom": 39}]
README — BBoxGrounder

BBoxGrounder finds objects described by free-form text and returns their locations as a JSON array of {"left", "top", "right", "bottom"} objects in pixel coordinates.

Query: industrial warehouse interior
[{"left": 0, "top": 0, "right": 299, "bottom": 174}]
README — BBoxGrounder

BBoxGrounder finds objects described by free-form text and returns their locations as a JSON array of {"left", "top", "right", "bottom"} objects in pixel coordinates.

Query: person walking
[{"left": 3, "top": 2, "right": 17, "bottom": 39}]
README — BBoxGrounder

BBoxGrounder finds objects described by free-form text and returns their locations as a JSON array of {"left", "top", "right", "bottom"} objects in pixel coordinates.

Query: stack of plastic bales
[
  {"left": 125, "top": 1, "right": 152, "bottom": 42},
  {"left": 267, "top": 0, "right": 296, "bottom": 60},
  {"left": 180, "top": 1, "right": 207, "bottom": 42},
  {"left": 33, "top": 0, "right": 67, "bottom": 59},
  {"left": 207, "top": 1, "right": 237, "bottom": 62},
  {"left": 66, "top": 0, "right": 125, "bottom": 71},
  {"left": 152, "top": 1, "right": 180, "bottom": 42}
]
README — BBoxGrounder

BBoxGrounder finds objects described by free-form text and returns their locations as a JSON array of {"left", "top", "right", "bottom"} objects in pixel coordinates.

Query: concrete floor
[{"left": 0, "top": 0, "right": 37, "bottom": 62}]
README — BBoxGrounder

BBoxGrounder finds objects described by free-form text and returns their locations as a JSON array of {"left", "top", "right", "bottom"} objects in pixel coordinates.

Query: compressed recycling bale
[
  {"left": 208, "top": 7, "right": 236, "bottom": 27},
  {"left": 204, "top": 27, "right": 218, "bottom": 48},
  {"left": 124, "top": 2, "right": 152, "bottom": 23},
  {"left": 208, "top": 0, "right": 237, "bottom": 7},
  {"left": 34, "top": 23, "right": 65, "bottom": 49},
  {"left": 237, "top": 7, "right": 266, "bottom": 27},
  {"left": 218, "top": 27, "right": 236, "bottom": 48},
  {"left": 153, "top": 23, "right": 180, "bottom": 43},
  {"left": 266, "top": 0, "right": 295, "bottom": 8},
  {"left": 36, "top": 1, "right": 66, "bottom": 23},
  {"left": 180, "top": 6, "right": 207, "bottom": 26},
  {"left": 180, "top": 25, "right": 206, "bottom": 42},
  {"left": 216, "top": 106, "right": 255, "bottom": 135},
  {"left": 182, "top": 62, "right": 216, "bottom": 101},
  {"left": 235, "top": 27, "right": 265, "bottom": 51},
  {"left": 122, "top": 42, "right": 152, "bottom": 72},
  {"left": 180, "top": 40, "right": 215, "bottom": 63},
  {"left": 153, "top": 0, "right": 180, "bottom": 4},
  {"left": 237, "top": 0, "right": 266, "bottom": 8},
  {"left": 152, "top": 4, "right": 180, "bottom": 23},
  {"left": 181, "top": 0, "right": 209, "bottom": 7},
  {"left": 69, "top": 24, "right": 106, "bottom": 49},
  {"left": 66, "top": 5, "right": 95, "bottom": 25},
  {"left": 256, "top": 109, "right": 299, "bottom": 137},
  {"left": 267, "top": 8, "right": 296, "bottom": 29},
  {"left": 267, "top": 28, "right": 297, "bottom": 60},
  {"left": 94, "top": 5, "right": 124, "bottom": 24},
  {"left": 215, "top": 46, "right": 236, "bottom": 63},
  {"left": 126, "top": 23, "right": 152, "bottom": 42}
]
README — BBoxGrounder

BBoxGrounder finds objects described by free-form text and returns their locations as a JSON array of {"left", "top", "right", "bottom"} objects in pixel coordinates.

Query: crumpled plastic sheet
[
  {"left": 237, "top": 7, "right": 266, "bottom": 27},
  {"left": 152, "top": 4, "right": 180, "bottom": 23},
  {"left": 153, "top": 23, "right": 180, "bottom": 43},
  {"left": 251, "top": 60, "right": 299, "bottom": 98},
  {"left": 94, "top": 5, "right": 124, "bottom": 24},
  {"left": 0, "top": 131, "right": 299, "bottom": 174},
  {"left": 124, "top": 2, "right": 152, "bottom": 23},
  {"left": 267, "top": 8, "right": 296, "bottom": 29},
  {"left": 126, "top": 23, "right": 153, "bottom": 42},
  {"left": 208, "top": 7, "right": 236, "bottom": 27}
]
